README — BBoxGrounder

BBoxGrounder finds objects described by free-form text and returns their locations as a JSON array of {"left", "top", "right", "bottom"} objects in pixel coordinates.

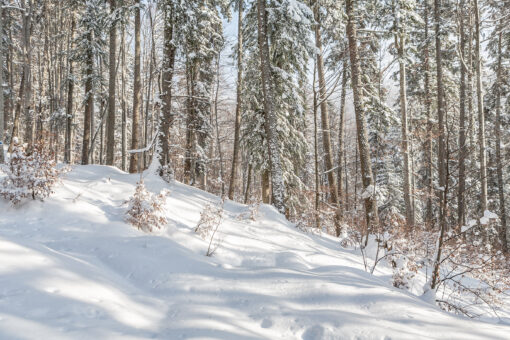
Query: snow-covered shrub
[
  {"left": 125, "top": 180, "right": 168, "bottom": 232},
  {"left": 237, "top": 201, "right": 260, "bottom": 222},
  {"left": 0, "top": 140, "right": 65, "bottom": 204},
  {"left": 195, "top": 200, "right": 224, "bottom": 256}
]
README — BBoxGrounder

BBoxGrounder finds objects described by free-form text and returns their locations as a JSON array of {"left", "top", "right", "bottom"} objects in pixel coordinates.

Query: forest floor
[{"left": 1, "top": 164, "right": 510, "bottom": 339}]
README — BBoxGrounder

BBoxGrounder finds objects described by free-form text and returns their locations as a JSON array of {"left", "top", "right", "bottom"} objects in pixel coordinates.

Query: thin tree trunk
[
  {"left": 106, "top": 0, "right": 116, "bottom": 165},
  {"left": 158, "top": 2, "right": 176, "bottom": 176},
  {"left": 8, "top": 68, "right": 24, "bottom": 153},
  {"left": 312, "top": 0, "right": 339, "bottom": 207},
  {"left": 431, "top": 0, "right": 447, "bottom": 290},
  {"left": 494, "top": 28, "right": 507, "bottom": 249},
  {"left": 22, "top": 0, "right": 33, "bottom": 150},
  {"left": 458, "top": 0, "right": 467, "bottom": 228},
  {"left": 244, "top": 163, "right": 252, "bottom": 204},
  {"left": 345, "top": 0, "right": 379, "bottom": 232},
  {"left": 81, "top": 32, "right": 93, "bottom": 165},
  {"left": 65, "top": 17, "right": 75, "bottom": 164},
  {"left": 337, "top": 60, "right": 347, "bottom": 214},
  {"left": 228, "top": 0, "right": 243, "bottom": 200},
  {"left": 121, "top": 22, "right": 127, "bottom": 171},
  {"left": 129, "top": 0, "right": 141, "bottom": 173},
  {"left": 474, "top": 0, "right": 488, "bottom": 213},
  {"left": 313, "top": 62, "right": 320, "bottom": 229},
  {"left": 395, "top": 2, "right": 414, "bottom": 226},
  {"left": 257, "top": 0, "right": 286, "bottom": 214},
  {"left": 0, "top": 8, "right": 5, "bottom": 164}
]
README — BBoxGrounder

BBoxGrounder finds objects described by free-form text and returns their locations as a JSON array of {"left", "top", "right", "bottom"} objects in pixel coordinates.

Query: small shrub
[
  {"left": 195, "top": 200, "right": 224, "bottom": 256},
  {"left": 126, "top": 180, "right": 168, "bottom": 232},
  {"left": 0, "top": 140, "right": 65, "bottom": 204}
]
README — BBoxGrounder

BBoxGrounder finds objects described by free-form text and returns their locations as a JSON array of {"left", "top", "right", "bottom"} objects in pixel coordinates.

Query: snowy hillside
[{"left": 1, "top": 165, "right": 509, "bottom": 340}]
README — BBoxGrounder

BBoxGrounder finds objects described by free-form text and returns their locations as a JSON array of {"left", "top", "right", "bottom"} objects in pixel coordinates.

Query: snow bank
[{"left": 0, "top": 165, "right": 509, "bottom": 339}]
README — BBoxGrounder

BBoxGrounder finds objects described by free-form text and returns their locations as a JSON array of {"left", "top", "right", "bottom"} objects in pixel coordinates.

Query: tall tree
[
  {"left": 228, "top": 0, "right": 244, "bottom": 200},
  {"left": 346, "top": 0, "right": 379, "bottom": 233},
  {"left": 129, "top": 0, "right": 141, "bottom": 173},
  {"left": 257, "top": 0, "right": 286, "bottom": 214},
  {"left": 105, "top": 0, "right": 117, "bottom": 165}
]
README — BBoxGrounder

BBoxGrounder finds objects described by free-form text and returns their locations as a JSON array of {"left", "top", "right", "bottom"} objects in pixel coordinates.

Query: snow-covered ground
[{"left": 1, "top": 165, "right": 509, "bottom": 339}]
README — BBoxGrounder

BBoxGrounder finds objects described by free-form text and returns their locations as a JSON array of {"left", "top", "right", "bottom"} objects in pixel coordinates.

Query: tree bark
[
  {"left": 494, "top": 28, "right": 507, "bottom": 249},
  {"left": 474, "top": 0, "right": 488, "bottom": 213},
  {"left": 228, "top": 0, "right": 243, "bottom": 200},
  {"left": 159, "top": 1, "right": 176, "bottom": 177},
  {"left": 81, "top": 31, "right": 93, "bottom": 165},
  {"left": 457, "top": 0, "right": 467, "bottom": 228},
  {"left": 129, "top": 0, "right": 141, "bottom": 173},
  {"left": 395, "top": 2, "right": 414, "bottom": 226},
  {"left": 257, "top": 0, "right": 286, "bottom": 214},
  {"left": 312, "top": 0, "right": 339, "bottom": 206},
  {"left": 337, "top": 59, "right": 347, "bottom": 214},
  {"left": 64, "top": 16, "right": 75, "bottom": 164},
  {"left": 346, "top": 0, "right": 379, "bottom": 232},
  {"left": 106, "top": 0, "right": 117, "bottom": 165}
]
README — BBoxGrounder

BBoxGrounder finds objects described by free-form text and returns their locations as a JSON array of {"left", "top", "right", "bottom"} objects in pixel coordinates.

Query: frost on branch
[
  {"left": 0, "top": 140, "right": 66, "bottom": 204},
  {"left": 125, "top": 180, "right": 168, "bottom": 232}
]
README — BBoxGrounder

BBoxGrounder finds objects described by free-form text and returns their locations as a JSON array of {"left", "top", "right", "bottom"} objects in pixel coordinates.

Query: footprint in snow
[
  {"left": 302, "top": 325, "right": 325, "bottom": 340},
  {"left": 260, "top": 318, "right": 273, "bottom": 328}
]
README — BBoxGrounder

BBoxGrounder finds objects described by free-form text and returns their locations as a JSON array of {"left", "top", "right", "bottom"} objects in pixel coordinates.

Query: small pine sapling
[
  {"left": 0, "top": 140, "right": 65, "bottom": 204},
  {"left": 126, "top": 180, "right": 168, "bottom": 232}
]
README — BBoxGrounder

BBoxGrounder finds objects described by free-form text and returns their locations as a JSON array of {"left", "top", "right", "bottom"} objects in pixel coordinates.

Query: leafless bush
[
  {"left": 195, "top": 199, "right": 224, "bottom": 256},
  {"left": 126, "top": 180, "right": 169, "bottom": 232}
]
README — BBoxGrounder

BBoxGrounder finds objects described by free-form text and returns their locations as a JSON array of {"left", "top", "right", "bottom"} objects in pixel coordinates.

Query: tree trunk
[
  {"left": 0, "top": 8, "right": 5, "bottom": 164},
  {"left": 228, "top": 0, "right": 243, "bottom": 200},
  {"left": 474, "top": 0, "right": 487, "bottom": 213},
  {"left": 494, "top": 28, "right": 507, "bottom": 249},
  {"left": 431, "top": 0, "right": 447, "bottom": 290},
  {"left": 129, "top": 0, "right": 141, "bottom": 173},
  {"left": 261, "top": 169, "right": 271, "bottom": 204},
  {"left": 457, "top": 0, "right": 467, "bottom": 228},
  {"left": 345, "top": 0, "right": 379, "bottom": 232},
  {"left": 65, "top": 17, "right": 75, "bottom": 164},
  {"left": 257, "top": 0, "right": 286, "bottom": 214},
  {"left": 121, "top": 22, "right": 127, "bottom": 171},
  {"left": 8, "top": 68, "right": 24, "bottom": 153},
  {"left": 337, "top": 60, "right": 347, "bottom": 214},
  {"left": 81, "top": 32, "right": 93, "bottom": 165},
  {"left": 22, "top": 0, "right": 34, "bottom": 150},
  {"left": 396, "top": 4, "right": 414, "bottom": 226},
  {"left": 158, "top": 2, "right": 176, "bottom": 176},
  {"left": 106, "top": 0, "right": 116, "bottom": 165},
  {"left": 313, "top": 0, "right": 339, "bottom": 208}
]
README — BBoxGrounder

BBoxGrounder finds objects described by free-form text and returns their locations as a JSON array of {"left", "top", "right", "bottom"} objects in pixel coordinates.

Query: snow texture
[{"left": 0, "top": 165, "right": 509, "bottom": 339}]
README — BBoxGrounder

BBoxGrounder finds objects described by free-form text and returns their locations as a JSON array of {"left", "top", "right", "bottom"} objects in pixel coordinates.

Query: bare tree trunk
[
  {"left": 312, "top": 0, "right": 339, "bottom": 207},
  {"left": 228, "top": 0, "right": 243, "bottom": 200},
  {"left": 129, "top": 0, "right": 141, "bottom": 173},
  {"left": 257, "top": 0, "right": 286, "bottom": 214},
  {"left": 346, "top": 0, "right": 379, "bottom": 232},
  {"left": 337, "top": 60, "right": 347, "bottom": 214},
  {"left": 22, "top": 0, "right": 34, "bottom": 150},
  {"left": 474, "top": 0, "right": 487, "bottom": 213},
  {"left": 395, "top": 3, "right": 414, "bottom": 226},
  {"left": 81, "top": 32, "right": 93, "bottom": 165},
  {"left": 0, "top": 8, "right": 5, "bottom": 163},
  {"left": 9, "top": 68, "right": 24, "bottom": 153},
  {"left": 244, "top": 163, "right": 252, "bottom": 204},
  {"left": 431, "top": 0, "right": 447, "bottom": 290},
  {"left": 158, "top": 1, "right": 176, "bottom": 176},
  {"left": 106, "top": 0, "right": 116, "bottom": 165},
  {"left": 457, "top": 0, "right": 467, "bottom": 228},
  {"left": 213, "top": 54, "right": 225, "bottom": 196},
  {"left": 423, "top": 0, "right": 433, "bottom": 225},
  {"left": 65, "top": 17, "right": 75, "bottom": 164},
  {"left": 261, "top": 169, "right": 271, "bottom": 204},
  {"left": 121, "top": 22, "right": 127, "bottom": 171},
  {"left": 494, "top": 28, "right": 507, "bottom": 249},
  {"left": 313, "top": 63, "right": 320, "bottom": 229}
]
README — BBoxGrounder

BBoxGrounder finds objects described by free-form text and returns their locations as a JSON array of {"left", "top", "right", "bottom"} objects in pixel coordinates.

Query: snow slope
[{"left": 0, "top": 165, "right": 509, "bottom": 340}]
